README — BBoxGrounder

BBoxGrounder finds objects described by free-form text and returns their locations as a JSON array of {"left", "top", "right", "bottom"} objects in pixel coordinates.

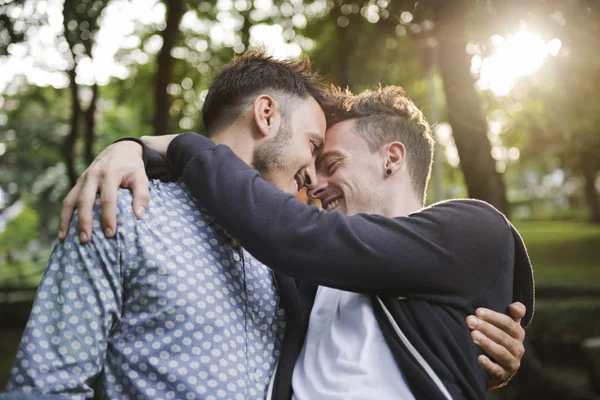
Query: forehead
[
  {"left": 290, "top": 96, "right": 327, "bottom": 137},
  {"left": 322, "top": 119, "right": 367, "bottom": 153}
]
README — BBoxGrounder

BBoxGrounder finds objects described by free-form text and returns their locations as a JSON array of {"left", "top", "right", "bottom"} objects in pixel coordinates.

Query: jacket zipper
[{"left": 376, "top": 296, "right": 453, "bottom": 400}]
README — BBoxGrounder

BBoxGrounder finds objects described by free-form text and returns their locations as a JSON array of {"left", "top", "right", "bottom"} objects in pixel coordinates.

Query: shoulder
[
  {"left": 415, "top": 199, "right": 512, "bottom": 252},
  {"left": 115, "top": 180, "right": 202, "bottom": 218},
  {"left": 418, "top": 199, "right": 509, "bottom": 227},
  {"left": 121, "top": 180, "right": 223, "bottom": 234}
]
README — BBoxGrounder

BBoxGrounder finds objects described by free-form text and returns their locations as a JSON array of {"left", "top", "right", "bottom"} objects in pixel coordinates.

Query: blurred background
[{"left": 0, "top": 0, "right": 599, "bottom": 398}]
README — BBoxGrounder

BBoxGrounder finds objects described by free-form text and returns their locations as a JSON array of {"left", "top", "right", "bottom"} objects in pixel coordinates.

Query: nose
[
  {"left": 304, "top": 165, "right": 317, "bottom": 190},
  {"left": 307, "top": 172, "right": 327, "bottom": 199}
]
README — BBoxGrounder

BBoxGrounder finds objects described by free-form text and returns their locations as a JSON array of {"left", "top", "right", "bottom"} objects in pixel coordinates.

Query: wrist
[
  {"left": 113, "top": 137, "right": 144, "bottom": 157},
  {"left": 141, "top": 134, "right": 177, "bottom": 158},
  {"left": 124, "top": 140, "right": 144, "bottom": 156}
]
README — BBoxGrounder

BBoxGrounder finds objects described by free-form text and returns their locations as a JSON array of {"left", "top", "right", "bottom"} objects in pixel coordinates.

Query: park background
[{"left": 0, "top": 0, "right": 599, "bottom": 398}]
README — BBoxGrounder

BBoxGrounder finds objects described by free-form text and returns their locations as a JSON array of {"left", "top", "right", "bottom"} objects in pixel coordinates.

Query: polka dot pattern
[{"left": 6, "top": 181, "right": 285, "bottom": 399}]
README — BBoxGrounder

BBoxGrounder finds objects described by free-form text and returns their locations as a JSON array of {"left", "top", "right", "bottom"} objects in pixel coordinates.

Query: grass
[{"left": 514, "top": 221, "right": 600, "bottom": 287}]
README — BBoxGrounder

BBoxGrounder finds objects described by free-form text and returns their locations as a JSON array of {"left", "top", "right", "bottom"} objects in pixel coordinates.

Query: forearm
[{"left": 166, "top": 133, "right": 505, "bottom": 301}]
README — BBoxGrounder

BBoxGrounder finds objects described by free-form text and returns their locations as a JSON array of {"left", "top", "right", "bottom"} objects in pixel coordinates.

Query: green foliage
[
  {"left": 0, "top": 204, "right": 39, "bottom": 251},
  {"left": 62, "top": 0, "right": 110, "bottom": 58},
  {"left": 516, "top": 221, "right": 600, "bottom": 287},
  {"left": 0, "top": 201, "right": 47, "bottom": 288},
  {"left": 0, "top": 0, "right": 34, "bottom": 56},
  {"left": 1, "top": 85, "right": 70, "bottom": 237}
]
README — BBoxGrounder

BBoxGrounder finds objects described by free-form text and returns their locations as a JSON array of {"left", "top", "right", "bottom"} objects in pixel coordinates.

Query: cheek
[
  {"left": 291, "top": 150, "right": 313, "bottom": 171},
  {"left": 342, "top": 166, "right": 374, "bottom": 196}
]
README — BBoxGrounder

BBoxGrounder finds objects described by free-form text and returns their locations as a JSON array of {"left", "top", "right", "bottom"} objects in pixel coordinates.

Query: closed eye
[
  {"left": 312, "top": 142, "right": 318, "bottom": 154},
  {"left": 327, "top": 160, "right": 339, "bottom": 173},
  {"left": 311, "top": 141, "right": 322, "bottom": 155},
  {"left": 308, "top": 132, "right": 323, "bottom": 156}
]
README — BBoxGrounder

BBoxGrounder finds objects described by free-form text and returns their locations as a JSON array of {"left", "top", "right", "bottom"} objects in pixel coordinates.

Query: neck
[
  {"left": 385, "top": 194, "right": 422, "bottom": 218},
  {"left": 210, "top": 121, "right": 255, "bottom": 166},
  {"left": 381, "top": 179, "right": 423, "bottom": 218}
]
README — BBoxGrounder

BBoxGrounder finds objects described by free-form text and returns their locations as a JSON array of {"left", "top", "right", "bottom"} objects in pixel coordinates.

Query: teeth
[
  {"left": 295, "top": 180, "right": 299, "bottom": 192},
  {"left": 326, "top": 198, "right": 341, "bottom": 211}
]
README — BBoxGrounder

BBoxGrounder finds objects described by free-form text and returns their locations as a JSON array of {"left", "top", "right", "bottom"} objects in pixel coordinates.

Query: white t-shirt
[{"left": 291, "top": 286, "right": 416, "bottom": 399}]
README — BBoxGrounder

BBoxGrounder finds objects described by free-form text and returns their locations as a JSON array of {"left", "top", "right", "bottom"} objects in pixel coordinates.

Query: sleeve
[
  {"left": 5, "top": 201, "right": 124, "bottom": 399},
  {"left": 165, "top": 133, "right": 513, "bottom": 305}
]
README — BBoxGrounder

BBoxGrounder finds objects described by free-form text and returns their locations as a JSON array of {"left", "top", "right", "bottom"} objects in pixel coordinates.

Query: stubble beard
[{"left": 252, "top": 117, "right": 293, "bottom": 179}]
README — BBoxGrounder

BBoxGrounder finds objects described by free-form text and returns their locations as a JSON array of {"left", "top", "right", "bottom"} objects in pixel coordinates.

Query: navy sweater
[{"left": 138, "top": 133, "right": 534, "bottom": 400}]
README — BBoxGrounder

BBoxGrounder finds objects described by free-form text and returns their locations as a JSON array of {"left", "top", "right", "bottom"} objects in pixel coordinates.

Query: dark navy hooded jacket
[{"left": 135, "top": 132, "right": 534, "bottom": 400}]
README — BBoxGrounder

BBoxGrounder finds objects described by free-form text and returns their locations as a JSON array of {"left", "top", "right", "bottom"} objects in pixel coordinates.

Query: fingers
[
  {"left": 473, "top": 308, "right": 525, "bottom": 342},
  {"left": 58, "top": 183, "right": 83, "bottom": 240},
  {"left": 129, "top": 171, "right": 150, "bottom": 219},
  {"left": 467, "top": 308, "right": 525, "bottom": 359},
  {"left": 99, "top": 174, "right": 119, "bottom": 238},
  {"left": 76, "top": 172, "right": 101, "bottom": 243},
  {"left": 466, "top": 308, "right": 526, "bottom": 388},
  {"left": 508, "top": 302, "right": 526, "bottom": 324},
  {"left": 470, "top": 324, "right": 516, "bottom": 369},
  {"left": 59, "top": 140, "right": 147, "bottom": 242},
  {"left": 478, "top": 355, "right": 510, "bottom": 389},
  {"left": 471, "top": 328, "right": 519, "bottom": 388}
]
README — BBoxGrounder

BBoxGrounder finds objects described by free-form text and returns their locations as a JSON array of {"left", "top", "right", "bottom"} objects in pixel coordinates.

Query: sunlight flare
[{"left": 476, "top": 31, "right": 562, "bottom": 96}]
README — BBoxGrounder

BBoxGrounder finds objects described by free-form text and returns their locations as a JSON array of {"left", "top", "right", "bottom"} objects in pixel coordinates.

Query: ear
[
  {"left": 252, "top": 95, "right": 279, "bottom": 138},
  {"left": 383, "top": 141, "right": 406, "bottom": 177}
]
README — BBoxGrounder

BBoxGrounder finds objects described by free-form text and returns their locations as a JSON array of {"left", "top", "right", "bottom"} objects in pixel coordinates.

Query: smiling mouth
[{"left": 325, "top": 197, "right": 342, "bottom": 211}]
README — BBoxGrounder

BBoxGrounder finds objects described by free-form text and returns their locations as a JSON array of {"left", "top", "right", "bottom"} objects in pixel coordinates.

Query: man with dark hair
[
  {"left": 202, "top": 50, "right": 327, "bottom": 137},
  {"left": 6, "top": 52, "right": 527, "bottom": 400},
  {"left": 4, "top": 50, "right": 328, "bottom": 400}
]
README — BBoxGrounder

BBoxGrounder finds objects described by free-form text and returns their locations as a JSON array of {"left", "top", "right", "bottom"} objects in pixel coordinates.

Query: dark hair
[
  {"left": 202, "top": 49, "right": 328, "bottom": 135},
  {"left": 327, "top": 85, "right": 434, "bottom": 204}
]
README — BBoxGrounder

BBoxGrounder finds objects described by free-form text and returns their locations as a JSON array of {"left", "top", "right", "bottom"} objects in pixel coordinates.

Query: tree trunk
[
  {"left": 84, "top": 83, "right": 98, "bottom": 165},
  {"left": 64, "top": 67, "right": 80, "bottom": 187},
  {"left": 432, "top": 2, "right": 600, "bottom": 398},
  {"left": 582, "top": 151, "right": 600, "bottom": 223},
  {"left": 240, "top": 8, "right": 252, "bottom": 50},
  {"left": 434, "top": 0, "right": 508, "bottom": 214},
  {"left": 153, "top": 0, "right": 185, "bottom": 136}
]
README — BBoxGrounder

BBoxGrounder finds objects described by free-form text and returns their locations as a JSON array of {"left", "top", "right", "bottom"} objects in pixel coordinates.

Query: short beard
[{"left": 252, "top": 117, "right": 293, "bottom": 177}]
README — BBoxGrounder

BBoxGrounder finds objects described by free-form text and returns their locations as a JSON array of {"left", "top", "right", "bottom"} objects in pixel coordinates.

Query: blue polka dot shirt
[{"left": 5, "top": 181, "right": 286, "bottom": 399}]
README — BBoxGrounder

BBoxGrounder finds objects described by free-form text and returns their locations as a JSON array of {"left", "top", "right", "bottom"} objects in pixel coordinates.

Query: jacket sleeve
[{"left": 166, "top": 133, "right": 515, "bottom": 306}]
